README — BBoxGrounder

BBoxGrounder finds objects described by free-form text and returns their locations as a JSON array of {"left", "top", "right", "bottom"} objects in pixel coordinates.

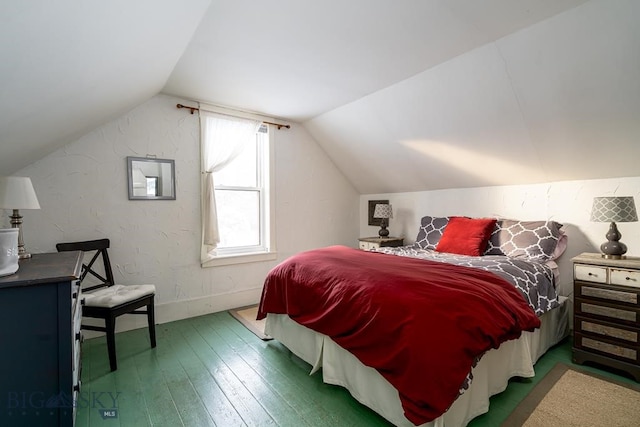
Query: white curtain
[{"left": 200, "top": 110, "right": 260, "bottom": 262}]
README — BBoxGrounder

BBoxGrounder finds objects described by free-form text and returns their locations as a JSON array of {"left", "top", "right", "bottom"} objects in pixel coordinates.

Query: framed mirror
[{"left": 127, "top": 156, "right": 176, "bottom": 200}]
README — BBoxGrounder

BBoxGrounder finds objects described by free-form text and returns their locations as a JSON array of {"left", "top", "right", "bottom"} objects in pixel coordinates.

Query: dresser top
[
  {"left": 572, "top": 252, "right": 640, "bottom": 269},
  {"left": 0, "top": 251, "right": 82, "bottom": 289}
]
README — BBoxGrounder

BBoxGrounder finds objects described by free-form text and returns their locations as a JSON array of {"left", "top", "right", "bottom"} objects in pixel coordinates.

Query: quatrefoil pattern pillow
[
  {"left": 483, "top": 219, "right": 563, "bottom": 262},
  {"left": 415, "top": 216, "right": 450, "bottom": 250}
]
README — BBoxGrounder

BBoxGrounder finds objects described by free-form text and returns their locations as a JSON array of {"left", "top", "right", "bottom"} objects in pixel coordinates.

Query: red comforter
[{"left": 257, "top": 246, "right": 540, "bottom": 425}]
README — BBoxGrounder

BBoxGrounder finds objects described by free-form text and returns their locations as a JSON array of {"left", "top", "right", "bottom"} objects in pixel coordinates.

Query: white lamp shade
[
  {"left": 0, "top": 176, "right": 41, "bottom": 210},
  {"left": 373, "top": 203, "right": 393, "bottom": 219}
]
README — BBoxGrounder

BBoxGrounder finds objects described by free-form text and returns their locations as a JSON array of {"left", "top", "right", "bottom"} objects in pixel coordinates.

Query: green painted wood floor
[{"left": 76, "top": 312, "right": 634, "bottom": 427}]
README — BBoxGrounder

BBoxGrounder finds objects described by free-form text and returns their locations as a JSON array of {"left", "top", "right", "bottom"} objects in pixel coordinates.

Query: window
[
  {"left": 200, "top": 107, "right": 276, "bottom": 266},
  {"left": 214, "top": 125, "right": 269, "bottom": 252}
]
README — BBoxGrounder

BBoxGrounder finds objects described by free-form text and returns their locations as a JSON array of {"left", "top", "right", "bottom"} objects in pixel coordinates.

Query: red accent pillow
[{"left": 435, "top": 217, "right": 497, "bottom": 256}]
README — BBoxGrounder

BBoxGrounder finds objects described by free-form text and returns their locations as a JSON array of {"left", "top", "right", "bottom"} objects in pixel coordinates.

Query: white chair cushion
[{"left": 83, "top": 284, "right": 155, "bottom": 308}]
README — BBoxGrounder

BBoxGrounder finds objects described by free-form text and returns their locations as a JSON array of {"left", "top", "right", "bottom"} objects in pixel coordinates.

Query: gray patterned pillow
[
  {"left": 415, "top": 216, "right": 450, "bottom": 250},
  {"left": 484, "top": 219, "right": 563, "bottom": 262}
]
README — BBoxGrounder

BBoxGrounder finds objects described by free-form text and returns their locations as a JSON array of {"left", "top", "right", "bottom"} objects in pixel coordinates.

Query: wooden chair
[{"left": 56, "top": 238, "right": 156, "bottom": 371}]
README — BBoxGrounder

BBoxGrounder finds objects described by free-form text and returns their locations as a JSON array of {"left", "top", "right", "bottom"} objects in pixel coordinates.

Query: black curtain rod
[{"left": 176, "top": 104, "right": 290, "bottom": 130}]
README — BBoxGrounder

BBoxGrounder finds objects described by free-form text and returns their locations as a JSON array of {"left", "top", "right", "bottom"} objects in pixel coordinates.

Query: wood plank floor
[{"left": 76, "top": 311, "right": 634, "bottom": 427}]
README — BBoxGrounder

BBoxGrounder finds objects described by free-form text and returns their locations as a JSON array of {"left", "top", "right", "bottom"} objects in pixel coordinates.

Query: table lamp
[
  {"left": 590, "top": 196, "right": 637, "bottom": 259},
  {"left": 0, "top": 176, "right": 41, "bottom": 259},
  {"left": 373, "top": 203, "right": 393, "bottom": 237}
]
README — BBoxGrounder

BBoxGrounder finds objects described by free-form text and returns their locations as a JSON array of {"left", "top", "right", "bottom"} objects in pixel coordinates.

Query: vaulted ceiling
[{"left": 2, "top": 0, "right": 638, "bottom": 194}]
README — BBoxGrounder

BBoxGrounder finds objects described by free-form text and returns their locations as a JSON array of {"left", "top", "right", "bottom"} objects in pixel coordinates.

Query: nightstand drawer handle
[{"left": 626, "top": 276, "right": 636, "bottom": 281}]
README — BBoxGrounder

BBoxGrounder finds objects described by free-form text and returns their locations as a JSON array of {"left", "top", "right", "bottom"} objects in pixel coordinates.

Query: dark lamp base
[
  {"left": 600, "top": 222, "right": 628, "bottom": 259},
  {"left": 377, "top": 218, "right": 390, "bottom": 237}
]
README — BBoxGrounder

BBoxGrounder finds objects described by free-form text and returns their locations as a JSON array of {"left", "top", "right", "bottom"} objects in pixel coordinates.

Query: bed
[{"left": 258, "top": 216, "right": 570, "bottom": 426}]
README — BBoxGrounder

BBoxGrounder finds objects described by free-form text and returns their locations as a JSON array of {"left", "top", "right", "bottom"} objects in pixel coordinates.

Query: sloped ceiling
[
  {"left": 163, "top": 0, "right": 589, "bottom": 121},
  {"left": 0, "top": 0, "right": 210, "bottom": 174},
  {"left": 304, "top": 0, "right": 640, "bottom": 193},
  {"left": 3, "top": 0, "right": 639, "bottom": 196}
]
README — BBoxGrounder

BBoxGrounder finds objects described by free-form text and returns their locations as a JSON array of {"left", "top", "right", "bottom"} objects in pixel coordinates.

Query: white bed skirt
[{"left": 265, "top": 296, "right": 569, "bottom": 427}]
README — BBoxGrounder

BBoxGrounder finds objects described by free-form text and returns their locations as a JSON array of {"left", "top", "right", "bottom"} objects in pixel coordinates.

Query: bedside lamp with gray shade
[
  {"left": 0, "top": 176, "right": 41, "bottom": 259},
  {"left": 373, "top": 203, "right": 393, "bottom": 237},
  {"left": 590, "top": 196, "right": 638, "bottom": 259}
]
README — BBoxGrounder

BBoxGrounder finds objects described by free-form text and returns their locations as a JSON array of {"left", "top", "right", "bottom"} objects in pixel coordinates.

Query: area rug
[
  {"left": 501, "top": 363, "right": 640, "bottom": 426},
  {"left": 229, "top": 305, "right": 272, "bottom": 341}
]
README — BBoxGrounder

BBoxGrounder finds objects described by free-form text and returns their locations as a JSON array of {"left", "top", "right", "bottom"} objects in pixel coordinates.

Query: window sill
[{"left": 201, "top": 251, "right": 278, "bottom": 268}]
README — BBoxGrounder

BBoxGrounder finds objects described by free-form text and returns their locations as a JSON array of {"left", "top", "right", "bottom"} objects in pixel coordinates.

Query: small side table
[
  {"left": 358, "top": 237, "right": 404, "bottom": 251},
  {"left": 572, "top": 252, "right": 640, "bottom": 381}
]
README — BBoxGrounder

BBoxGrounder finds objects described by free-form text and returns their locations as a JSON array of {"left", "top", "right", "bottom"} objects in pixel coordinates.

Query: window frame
[{"left": 200, "top": 105, "right": 277, "bottom": 268}]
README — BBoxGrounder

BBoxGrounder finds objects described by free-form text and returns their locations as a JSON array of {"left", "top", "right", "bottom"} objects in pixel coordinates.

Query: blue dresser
[{"left": 0, "top": 251, "right": 83, "bottom": 427}]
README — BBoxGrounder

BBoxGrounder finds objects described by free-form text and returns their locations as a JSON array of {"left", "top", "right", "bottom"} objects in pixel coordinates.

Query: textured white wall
[
  {"left": 7, "top": 94, "right": 358, "bottom": 331},
  {"left": 361, "top": 176, "right": 640, "bottom": 298}
]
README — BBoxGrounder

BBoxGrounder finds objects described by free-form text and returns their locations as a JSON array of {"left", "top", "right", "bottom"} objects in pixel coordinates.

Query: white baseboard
[{"left": 82, "top": 287, "right": 263, "bottom": 338}]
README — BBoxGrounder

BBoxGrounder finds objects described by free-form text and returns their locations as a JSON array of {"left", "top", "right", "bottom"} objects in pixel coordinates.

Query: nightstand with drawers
[
  {"left": 572, "top": 252, "right": 640, "bottom": 381},
  {"left": 358, "top": 237, "right": 404, "bottom": 250}
]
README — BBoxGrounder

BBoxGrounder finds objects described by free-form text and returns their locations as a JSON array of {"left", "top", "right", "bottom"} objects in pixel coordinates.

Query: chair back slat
[
  {"left": 56, "top": 238, "right": 110, "bottom": 252},
  {"left": 56, "top": 238, "right": 115, "bottom": 291}
]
